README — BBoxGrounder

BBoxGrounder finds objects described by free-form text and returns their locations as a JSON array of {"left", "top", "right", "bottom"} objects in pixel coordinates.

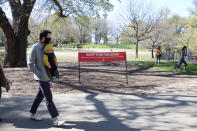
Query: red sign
[{"left": 78, "top": 52, "right": 126, "bottom": 62}]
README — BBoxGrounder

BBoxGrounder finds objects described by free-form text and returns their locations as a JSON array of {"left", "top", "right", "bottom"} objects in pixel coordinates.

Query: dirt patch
[{"left": 2, "top": 62, "right": 197, "bottom": 95}]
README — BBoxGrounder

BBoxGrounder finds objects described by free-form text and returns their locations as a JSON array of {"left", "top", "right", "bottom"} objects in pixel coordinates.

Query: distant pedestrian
[
  {"left": 174, "top": 46, "right": 187, "bottom": 74},
  {"left": 27, "top": 30, "right": 66, "bottom": 127},
  {"left": 155, "top": 45, "right": 162, "bottom": 66}
]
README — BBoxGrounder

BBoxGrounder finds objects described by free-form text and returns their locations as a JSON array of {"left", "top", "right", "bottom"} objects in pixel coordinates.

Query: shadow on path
[
  {"left": 1, "top": 94, "right": 197, "bottom": 130},
  {"left": 64, "top": 94, "right": 140, "bottom": 131}
]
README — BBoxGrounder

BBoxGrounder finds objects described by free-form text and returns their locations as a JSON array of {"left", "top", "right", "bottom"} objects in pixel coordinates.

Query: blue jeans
[
  {"left": 155, "top": 55, "right": 161, "bottom": 65},
  {"left": 177, "top": 58, "right": 187, "bottom": 69}
]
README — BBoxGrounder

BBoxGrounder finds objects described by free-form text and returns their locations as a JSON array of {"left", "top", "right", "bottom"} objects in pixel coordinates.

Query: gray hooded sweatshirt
[{"left": 27, "top": 42, "right": 51, "bottom": 82}]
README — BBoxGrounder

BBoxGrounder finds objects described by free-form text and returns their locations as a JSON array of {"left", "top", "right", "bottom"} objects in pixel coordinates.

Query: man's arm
[
  {"left": 27, "top": 46, "right": 41, "bottom": 78},
  {"left": 0, "top": 63, "right": 6, "bottom": 87},
  {"left": 0, "top": 61, "right": 10, "bottom": 92}
]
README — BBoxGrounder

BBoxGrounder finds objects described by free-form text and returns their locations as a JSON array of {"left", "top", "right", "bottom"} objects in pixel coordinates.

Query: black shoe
[{"left": 0, "top": 118, "right": 2, "bottom": 122}]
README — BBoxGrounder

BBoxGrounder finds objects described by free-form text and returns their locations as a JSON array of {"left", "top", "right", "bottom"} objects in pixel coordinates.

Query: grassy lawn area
[
  {"left": 2, "top": 46, "right": 196, "bottom": 76},
  {"left": 1, "top": 44, "right": 146, "bottom": 51},
  {"left": 0, "top": 55, "right": 3, "bottom": 60},
  {"left": 0, "top": 50, "right": 4, "bottom": 60},
  {"left": 0, "top": 47, "right": 5, "bottom": 50},
  {"left": 131, "top": 61, "right": 197, "bottom": 75},
  {"left": 127, "top": 54, "right": 153, "bottom": 61}
]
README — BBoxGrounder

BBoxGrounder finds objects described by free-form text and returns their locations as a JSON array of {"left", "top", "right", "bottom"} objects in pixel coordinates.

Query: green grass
[
  {"left": 64, "top": 43, "right": 145, "bottom": 50},
  {"left": 0, "top": 47, "right": 30, "bottom": 51},
  {"left": 131, "top": 61, "right": 197, "bottom": 75},
  {"left": 0, "top": 50, "right": 4, "bottom": 60},
  {"left": 1, "top": 43, "right": 145, "bottom": 50},
  {"left": 0, "top": 47, "right": 5, "bottom": 50},
  {"left": 127, "top": 54, "right": 153, "bottom": 61},
  {"left": 0, "top": 55, "right": 3, "bottom": 60}
]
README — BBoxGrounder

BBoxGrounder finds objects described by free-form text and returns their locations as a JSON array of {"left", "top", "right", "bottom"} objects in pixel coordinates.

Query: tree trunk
[
  {"left": 151, "top": 44, "right": 155, "bottom": 58},
  {"left": 151, "top": 48, "right": 154, "bottom": 58},
  {"left": 4, "top": 19, "right": 29, "bottom": 67},
  {"left": 116, "top": 37, "right": 119, "bottom": 44},
  {"left": 4, "top": 37, "right": 17, "bottom": 67},
  {"left": 0, "top": 60, "right": 10, "bottom": 91},
  {"left": 103, "top": 33, "right": 108, "bottom": 44},
  {"left": 136, "top": 40, "right": 139, "bottom": 59},
  {"left": 15, "top": 30, "right": 29, "bottom": 67},
  {"left": 95, "top": 35, "right": 98, "bottom": 44},
  {"left": 0, "top": 0, "right": 36, "bottom": 67}
]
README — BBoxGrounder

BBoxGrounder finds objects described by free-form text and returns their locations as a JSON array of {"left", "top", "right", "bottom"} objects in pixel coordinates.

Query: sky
[
  {"left": 107, "top": 0, "right": 194, "bottom": 21},
  {"left": 2, "top": 0, "right": 195, "bottom": 20}
]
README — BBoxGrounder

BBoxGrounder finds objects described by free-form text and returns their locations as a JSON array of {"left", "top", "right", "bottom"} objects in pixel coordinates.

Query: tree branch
[
  {"left": 52, "top": 0, "right": 70, "bottom": 17},
  {"left": 0, "top": 7, "right": 15, "bottom": 39},
  {"left": 22, "top": 0, "right": 37, "bottom": 16},
  {"left": 0, "top": 0, "right": 8, "bottom": 4}
]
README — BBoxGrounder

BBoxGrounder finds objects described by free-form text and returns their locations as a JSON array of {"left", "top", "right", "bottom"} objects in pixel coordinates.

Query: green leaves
[{"left": 47, "top": 0, "right": 114, "bottom": 17}]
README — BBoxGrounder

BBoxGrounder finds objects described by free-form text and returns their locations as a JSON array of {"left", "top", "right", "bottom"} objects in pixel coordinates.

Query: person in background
[
  {"left": 174, "top": 46, "right": 187, "bottom": 74},
  {"left": 155, "top": 45, "right": 162, "bottom": 66}
]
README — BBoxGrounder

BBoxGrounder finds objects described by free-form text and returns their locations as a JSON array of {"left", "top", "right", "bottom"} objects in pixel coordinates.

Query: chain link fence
[{"left": 161, "top": 48, "right": 197, "bottom": 63}]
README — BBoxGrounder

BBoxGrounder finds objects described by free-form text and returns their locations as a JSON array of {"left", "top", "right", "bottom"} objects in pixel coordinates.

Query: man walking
[{"left": 27, "top": 30, "right": 66, "bottom": 127}]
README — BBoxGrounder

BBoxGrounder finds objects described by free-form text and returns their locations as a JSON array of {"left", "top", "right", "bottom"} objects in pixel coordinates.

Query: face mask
[{"left": 44, "top": 37, "right": 51, "bottom": 44}]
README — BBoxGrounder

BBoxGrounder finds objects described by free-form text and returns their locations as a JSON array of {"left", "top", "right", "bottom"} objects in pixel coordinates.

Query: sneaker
[
  {"left": 53, "top": 118, "right": 66, "bottom": 127},
  {"left": 30, "top": 113, "right": 43, "bottom": 121},
  {"left": 173, "top": 69, "right": 177, "bottom": 74},
  {"left": 183, "top": 70, "right": 186, "bottom": 73}
]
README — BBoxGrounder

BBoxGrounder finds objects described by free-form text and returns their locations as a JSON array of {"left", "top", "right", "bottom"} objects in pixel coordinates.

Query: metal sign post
[
  {"left": 125, "top": 60, "right": 128, "bottom": 84},
  {"left": 78, "top": 62, "right": 80, "bottom": 84}
]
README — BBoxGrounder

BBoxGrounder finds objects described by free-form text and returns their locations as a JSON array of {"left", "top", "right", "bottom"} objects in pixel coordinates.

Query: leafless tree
[
  {"left": 74, "top": 16, "right": 92, "bottom": 44},
  {"left": 91, "top": 18, "right": 105, "bottom": 44},
  {"left": 147, "top": 9, "right": 172, "bottom": 58},
  {"left": 119, "top": 0, "right": 159, "bottom": 58}
]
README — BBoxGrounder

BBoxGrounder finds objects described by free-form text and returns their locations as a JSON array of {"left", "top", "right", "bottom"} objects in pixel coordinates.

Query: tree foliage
[{"left": 0, "top": 0, "right": 114, "bottom": 67}]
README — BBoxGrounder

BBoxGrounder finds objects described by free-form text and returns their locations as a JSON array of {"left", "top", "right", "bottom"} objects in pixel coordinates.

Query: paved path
[{"left": 0, "top": 93, "right": 197, "bottom": 131}]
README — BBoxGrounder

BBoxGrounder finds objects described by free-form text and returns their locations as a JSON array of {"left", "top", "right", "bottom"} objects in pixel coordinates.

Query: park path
[{"left": 1, "top": 93, "right": 197, "bottom": 131}]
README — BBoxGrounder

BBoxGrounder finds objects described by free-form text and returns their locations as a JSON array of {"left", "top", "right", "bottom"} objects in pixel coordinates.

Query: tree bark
[
  {"left": 151, "top": 48, "right": 154, "bottom": 58},
  {"left": 0, "top": 0, "right": 36, "bottom": 67},
  {"left": 151, "top": 45, "right": 154, "bottom": 58},
  {"left": 0, "top": 7, "right": 16, "bottom": 67},
  {"left": 0, "top": 60, "right": 10, "bottom": 92},
  {"left": 136, "top": 40, "right": 139, "bottom": 59}
]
